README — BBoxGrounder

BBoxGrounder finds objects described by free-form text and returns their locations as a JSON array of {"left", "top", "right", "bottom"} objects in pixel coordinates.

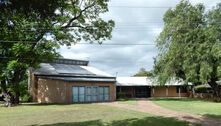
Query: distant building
[{"left": 116, "top": 77, "right": 191, "bottom": 98}]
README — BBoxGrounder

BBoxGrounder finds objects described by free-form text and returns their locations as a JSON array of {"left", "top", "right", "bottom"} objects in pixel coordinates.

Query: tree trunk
[
  {"left": 10, "top": 93, "right": 15, "bottom": 105},
  {"left": 14, "top": 74, "right": 21, "bottom": 105},
  {"left": 0, "top": 80, "right": 7, "bottom": 93},
  {"left": 11, "top": 71, "right": 23, "bottom": 105},
  {"left": 14, "top": 81, "right": 20, "bottom": 104},
  {"left": 208, "top": 61, "right": 221, "bottom": 100},
  {"left": 208, "top": 80, "right": 221, "bottom": 98}
]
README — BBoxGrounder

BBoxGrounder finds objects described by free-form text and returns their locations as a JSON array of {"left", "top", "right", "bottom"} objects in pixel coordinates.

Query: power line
[
  {"left": 0, "top": 27, "right": 217, "bottom": 32},
  {"left": 0, "top": 21, "right": 220, "bottom": 29},
  {"left": 0, "top": 27, "right": 160, "bottom": 30},
  {"left": 0, "top": 22, "right": 220, "bottom": 31},
  {"left": 0, "top": 40, "right": 156, "bottom": 46},
  {"left": 0, "top": 56, "right": 156, "bottom": 65},
  {"left": 108, "top": 5, "right": 214, "bottom": 9},
  {"left": 0, "top": 40, "right": 219, "bottom": 46},
  {"left": 74, "top": 43, "right": 156, "bottom": 45},
  {"left": 0, "top": 40, "right": 37, "bottom": 43},
  {"left": 0, "top": 56, "right": 154, "bottom": 62}
]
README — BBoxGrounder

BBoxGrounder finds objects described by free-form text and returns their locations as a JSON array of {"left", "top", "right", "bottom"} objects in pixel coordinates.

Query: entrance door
[
  {"left": 72, "top": 86, "right": 110, "bottom": 103},
  {"left": 72, "top": 86, "right": 85, "bottom": 103},
  {"left": 73, "top": 87, "right": 79, "bottom": 102},
  {"left": 79, "top": 87, "right": 85, "bottom": 102},
  {"left": 91, "top": 87, "right": 98, "bottom": 102}
]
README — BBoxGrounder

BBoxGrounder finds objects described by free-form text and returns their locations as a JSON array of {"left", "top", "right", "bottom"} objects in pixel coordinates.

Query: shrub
[
  {"left": 117, "top": 92, "right": 126, "bottom": 99},
  {"left": 19, "top": 78, "right": 32, "bottom": 102},
  {"left": 194, "top": 85, "right": 212, "bottom": 93},
  {"left": 21, "top": 94, "right": 32, "bottom": 102}
]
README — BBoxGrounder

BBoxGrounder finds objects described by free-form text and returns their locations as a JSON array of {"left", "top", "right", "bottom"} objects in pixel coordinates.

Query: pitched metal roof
[
  {"left": 34, "top": 61, "right": 116, "bottom": 82},
  {"left": 34, "top": 63, "right": 112, "bottom": 77},
  {"left": 116, "top": 77, "right": 149, "bottom": 86},
  {"left": 116, "top": 77, "right": 191, "bottom": 86},
  {"left": 39, "top": 76, "right": 116, "bottom": 82}
]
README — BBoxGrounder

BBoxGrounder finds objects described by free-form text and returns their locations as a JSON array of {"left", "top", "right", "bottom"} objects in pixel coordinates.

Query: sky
[{"left": 59, "top": 0, "right": 220, "bottom": 77}]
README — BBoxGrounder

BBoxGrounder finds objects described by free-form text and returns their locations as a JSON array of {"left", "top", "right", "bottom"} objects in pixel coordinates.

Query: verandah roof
[{"left": 116, "top": 77, "right": 192, "bottom": 87}]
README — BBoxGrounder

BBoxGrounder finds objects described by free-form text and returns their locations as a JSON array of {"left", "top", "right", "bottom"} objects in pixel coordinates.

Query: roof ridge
[{"left": 44, "top": 58, "right": 89, "bottom": 66}]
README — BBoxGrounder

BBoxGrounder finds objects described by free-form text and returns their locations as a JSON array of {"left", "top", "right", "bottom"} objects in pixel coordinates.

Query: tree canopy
[
  {"left": 0, "top": 0, "right": 115, "bottom": 105},
  {"left": 154, "top": 0, "right": 221, "bottom": 98},
  {"left": 133, "top": 68, "right": 153, "bottom": 77}
]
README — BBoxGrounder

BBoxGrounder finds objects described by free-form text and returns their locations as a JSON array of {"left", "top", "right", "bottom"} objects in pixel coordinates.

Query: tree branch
[{"left": 62, "top": 2, "right": 95, "bottom": 29}]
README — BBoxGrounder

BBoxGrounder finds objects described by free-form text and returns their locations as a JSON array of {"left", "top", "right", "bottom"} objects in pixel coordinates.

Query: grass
[
  {"left": 0, "top": 103, "right": 192, "bottom": 126},
  {"left": 151, "top": 98, "right": 221, "bottom": 118}
]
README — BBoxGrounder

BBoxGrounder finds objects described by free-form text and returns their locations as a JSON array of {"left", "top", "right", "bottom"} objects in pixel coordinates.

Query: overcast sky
[{"left": 59, "top": 0, "right": 220, "bottom": 77}]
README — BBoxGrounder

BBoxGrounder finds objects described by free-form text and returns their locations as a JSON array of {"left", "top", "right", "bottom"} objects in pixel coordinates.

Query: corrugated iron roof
[
  {"left": 116, "top": 77, "right": 191, "bottom": 86},
  {"left": 34, "top": 63, "right": 114, "bottom": 78},
  {"left": 39, "top": 76, "right": 116, "bottom": 82},
  {"left": 116, "top": 77, "right": 149, "bottom": 86}
]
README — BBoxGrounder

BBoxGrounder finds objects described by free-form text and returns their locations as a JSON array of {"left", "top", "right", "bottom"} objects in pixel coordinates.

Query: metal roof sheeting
[
  {"left": 34, "top": 63, "right": 114, "bottom": 78},
  {"left": 116, "top": 77, "right": 150, "bottom": 86},
  {"left": 80, "top": 66, "right": 112, "bottom": 77},
  {"left": 52, "top": 63, "right": 93, "bottom": 75},
  {"left": 116, "top": 77, "right": 191, "bottom": 86},
  {"left": 39, "top": 76, "right": 116, "bottom": 82}
]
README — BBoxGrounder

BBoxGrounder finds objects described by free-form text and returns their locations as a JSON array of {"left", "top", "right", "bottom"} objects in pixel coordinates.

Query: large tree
[
  {"left": 133, "top": 68, "right": 153, "bottom": 77},
  {"left": 154, "top": 0, "right": 221, "bottom": 98},
  {"left": 0, "top": 0, "right": 114, "bottom": 105}
]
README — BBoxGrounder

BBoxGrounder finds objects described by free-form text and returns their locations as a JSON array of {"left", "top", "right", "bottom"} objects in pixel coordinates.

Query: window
[
  {"left": 86, "top": 87, "right": 91, "bottom": 102},
  {"left": 72, "top": 86, "right": 85, "bottom": 102},
  {"left": 72, "top": 86, "right": 110, "bottom": 103},
  {"left": 104, "top": 87, "right": 109, "bottom": 101},
  {"left": 79, "top": 87, "right": 85, "bottom": 102},
  {"left": 91, "top": 87, "right": 98, "bottom": 101},
  {"left": 73, "top": 87, "right": 78, "bottom": 102},
  {"left": 99, "top": 87, "right": 104, "bottom": 101}
]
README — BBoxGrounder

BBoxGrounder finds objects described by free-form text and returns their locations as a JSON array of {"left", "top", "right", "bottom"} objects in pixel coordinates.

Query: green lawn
[
  {"left": 151, "top": 98, "right": 221, "bottom": 118},
  {"left": 0, "top": 103, "right": 192, "bottom": 126}
]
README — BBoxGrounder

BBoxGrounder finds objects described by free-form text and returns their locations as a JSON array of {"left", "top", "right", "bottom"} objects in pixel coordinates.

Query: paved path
[{"left": 100, "top": 99, "right": 221, "bottom": 126}]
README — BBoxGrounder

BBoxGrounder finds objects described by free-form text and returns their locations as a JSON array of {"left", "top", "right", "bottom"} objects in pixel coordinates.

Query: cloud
[{"left": 59, "top": 0, "right": 221, "bottom": 76}]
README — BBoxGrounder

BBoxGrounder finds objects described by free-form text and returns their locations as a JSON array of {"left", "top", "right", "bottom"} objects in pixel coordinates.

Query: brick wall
[
  {"left": 36, "top": 78, "right": 116, "bottom": 103},
  {"left": 151, "top": 86, "right": 188, "bottom": 97}
]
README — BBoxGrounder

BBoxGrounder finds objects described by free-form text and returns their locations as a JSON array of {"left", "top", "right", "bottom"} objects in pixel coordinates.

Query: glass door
[
  {"left": 72, "top": 86, "right": 85, "bottom": 103},
  {"left": 72, "top": 86, "right": 109, "bottom": 103},
  {"left": 104, "top": 87, "right": 109, "bottom": 101},
  {"left": 86, "top": 87, "right": 91, "bottom": 102},
  {"left": 79, "top": 87, "right": 85, "bottom": 102},
  {"left": 91, "top": 87, "right": 98, "bottom": 102},
  {"left": 99, "top": 87, "right": 104, "bottom": 101},
  {"left": 73, "top": 87, "right": 79, "bottom": 103}
]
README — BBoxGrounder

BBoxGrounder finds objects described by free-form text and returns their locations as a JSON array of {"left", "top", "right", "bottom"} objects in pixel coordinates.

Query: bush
[
  {"left": 19, "top": 78, "right": 32, "bottom": 102},
  {"left": 214, "top": 97, "right": 221, "bottom": 102},
  {"left": 21, "top": 94, "right": 32, "bottom": 102},
  {"left": 117, "top": 92, "right": 126, "bottom": 99},
  {"left": 194, "top": 85, "right": 212, "bottom": 93}
]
